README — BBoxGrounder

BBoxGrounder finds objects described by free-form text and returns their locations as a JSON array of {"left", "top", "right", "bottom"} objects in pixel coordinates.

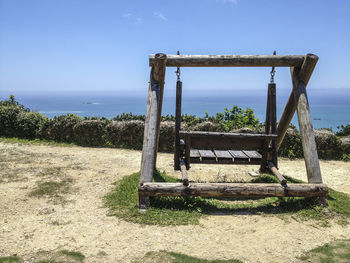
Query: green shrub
[
  {"left": 43, "top": 114, "right": 82, "bottom": 143},
  {"left": 0, "top": 105, "right": 23, "bottom": 137},
  {"left": 207, "top": 106, "right": 259, "bottom": 132},
  {"left": 336, "top": 124, "right": 350, "bottom": 137},
  {"left": 278, "top": 127, "right": 303, "bottom": 159},
  {"left": 106, "top": 120, "right": 144, "bottom": 149},
  {"left": 16, "top": 111, "right": 47, "bottom": 139},
  {"left": 73, "top": 120, "right": 107, "bottom": 146},
  {"left": 314, "top": 129, "right": 343, "bottom": 160},
  {"left": 0, "top": 94, "right": 29, "bottom": 111},
  {"left": 159, "top": 121, "right": 175, "bottom": 152},
  {"left": 192, "top": 121, "right": 218, "bottom": 132}
]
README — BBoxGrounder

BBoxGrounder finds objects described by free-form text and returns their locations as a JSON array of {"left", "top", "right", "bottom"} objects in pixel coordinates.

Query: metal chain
[
  {"left": 175, "top": 50, "right": 181, "bottom": 81},
  {"left": 270, "top": 50, "right": 276, "bottom": 83}
]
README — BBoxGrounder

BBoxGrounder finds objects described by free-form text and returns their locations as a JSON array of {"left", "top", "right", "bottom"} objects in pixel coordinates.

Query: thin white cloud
[
  {"left": 122, "top": 13, "right": 142, "bottom": 25},
  {"left": 122, "top": 13, "right": 131, "bottom": 18},
  {"left": 154, "top": 12, "right": 167, "bottom": 21}
]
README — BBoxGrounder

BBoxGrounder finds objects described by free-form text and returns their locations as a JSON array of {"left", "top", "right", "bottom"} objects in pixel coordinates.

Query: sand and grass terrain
[{"left": 1, "top": 138, "right": 350, "bottom": 262}]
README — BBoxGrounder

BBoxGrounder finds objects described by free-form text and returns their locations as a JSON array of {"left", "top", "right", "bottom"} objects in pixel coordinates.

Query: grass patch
[
  {"left": 0, "top": 256, "right": 20, "bottom": 263},
  {"left": 30, "top": 250, "right": 85, "bottom": 263},
  {"left": 105, "top": 170, "right": 350, "bottom": 226},
  {"left": 134, "top": 251, "right": 242, "bottom": 263},
  {"left": 299, "top": 239, "right": 350, "bottom": 262},
  {"left": 29, "top": 177, "right": 74, "bottom": 203},
  {"left": 0, "top": 137, "right": 76, "bottom": 147}
]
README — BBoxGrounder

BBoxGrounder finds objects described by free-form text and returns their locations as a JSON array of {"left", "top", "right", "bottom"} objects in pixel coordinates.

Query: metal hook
[
  {"left": 270, "top": 50, "right": 276, "bottom": 83},
  {"left": 175, "top": 50, "right": 181, "bottom": 81}
]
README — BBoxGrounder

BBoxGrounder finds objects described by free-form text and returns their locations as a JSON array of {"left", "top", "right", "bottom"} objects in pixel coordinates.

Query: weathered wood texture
[
  {"left": 139, "top": 53, "right": 167, "bottom": 208},
  {"left": 268, "top": 162, "right": 287, "bottom": 185},
  {"left": 180, "top": 159, "right": 189, "bottom": 186},
  {"left": 139, "top": 182, "right": 328, "bottom": 197},
  {"left": 292, "top": 67, "right": 322, "bottom": 184},
  {"left": 180, "top": 131, "right": 277, "bottom": 150},
  {"left": 270, "top": 83, "right": 278, "bottom": 167},
  {"left": 174, "top": 80, "right": 182, "bottom": 170},
  {"left": 260, "top": 82, "right": 272, "bottom": 173},
  {"left": 276, "top": 54, "right": 318, "bottom": 149},
  {"left": 149, "top": 55, "right": 305, "bottom": 67},
  {"left": 187, "top": 149, "right": 262, "bottom": 165}
]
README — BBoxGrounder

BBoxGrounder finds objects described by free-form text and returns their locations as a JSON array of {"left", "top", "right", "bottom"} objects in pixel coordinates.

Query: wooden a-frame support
[{"left": 139, "top": 53, "right": 326, "bottom": 209}]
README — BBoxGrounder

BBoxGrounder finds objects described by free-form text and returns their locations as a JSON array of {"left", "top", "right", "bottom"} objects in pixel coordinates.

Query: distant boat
[
  {"left": 313, "top": 118, "right": 321, "bottom": 120},
  {"left": 86, "top": 102, "right": 100, "bottom": 105}
]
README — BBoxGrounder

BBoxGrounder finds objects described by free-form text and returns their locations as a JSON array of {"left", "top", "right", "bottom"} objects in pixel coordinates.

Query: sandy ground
[{"left": 1, "top": 141, "right": 350, "bottom": 263}]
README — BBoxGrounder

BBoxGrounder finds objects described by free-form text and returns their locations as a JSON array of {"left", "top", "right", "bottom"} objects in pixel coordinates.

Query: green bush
[
  {"left": 0, "top": 105, "right": 23, "bottom": 137},
  {"left": 73, "top": 120, "right": 107, "bottom": 146},
  {"left": 16, "top": 111, "right": 47, "bottom": 139},
  {"left": 314, "top": 129, "right": 343, "bottom": 160},
  {"left": 336, "top": 124, "right": 350, "bottom": 137},
  {"left": 106, "top": 120, "right": 144, "bottom": 149},
  {"left": 278, "top": 127, "right": 303, "bottom": 159},
  {"left": 207, "top": 106, "right": 259, "bottom": 132},
  {"left": 159, "top": 121, "right": 175, "bottom": 152},
  {"left": 192, "top": 121, "right": 218, "bottom": 132},
  {"left": 41, "top": 114, "right": 82, "bottom": 143}
]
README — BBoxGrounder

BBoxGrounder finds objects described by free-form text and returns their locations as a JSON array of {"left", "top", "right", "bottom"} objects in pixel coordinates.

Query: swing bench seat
[{"left": 179, "top": 131, "right": 278, "bottom": 167}]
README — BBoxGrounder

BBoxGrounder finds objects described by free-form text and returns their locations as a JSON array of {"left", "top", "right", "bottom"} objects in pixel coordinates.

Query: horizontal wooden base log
[{"left": 139, "top": 183, "right": 328, "bottom": 198}]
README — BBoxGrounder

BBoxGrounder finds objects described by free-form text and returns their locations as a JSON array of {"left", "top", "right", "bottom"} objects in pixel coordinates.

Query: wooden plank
[
  {"left": 243, "top": 151, "right": 262, "bottom": 159},
  {"left": 198, "top": 150, "right": 216, "bottom": 159},
  {"left": 268, "top": 162, "right": 287, "bottom": 186},
  {"left": 139, "top": 53, "right": 167, "bottom": 209},
  {"left": 179, "top": 131, "right": 276, "bottom": 151},
  {"left": 292, "top": 67, "right": 322, "bottom": 184},
  {"left": 229, "top": 150, "right": 249, "bottom": 159},
  {"left": 214, "top": 150, "right": 233, "bottom": 159},
  {"left": 174, "top": 80, "right": 182, "bottom": 170},
  {"left": 190, "top": 149, "right": 201, "bottom": 158},
  {"left": 139, "top": 182, "right": 328, "bottom": 198},
  {"left": 276, "top": 54, "right": 318, "bottom": 149},
  {"left": 149, "top": 55, "right": 305, "bottom": 68},
  {"left": 180, "top": 131, "right": 278, "bottom": 139},
  {"left": 180, "top": 159, "right": 189, "bottom": 186}
]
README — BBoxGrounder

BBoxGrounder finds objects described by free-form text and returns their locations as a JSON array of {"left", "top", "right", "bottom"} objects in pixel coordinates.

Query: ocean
[{"left": 2, "top": 91, "right": 350, "bottom": 131}]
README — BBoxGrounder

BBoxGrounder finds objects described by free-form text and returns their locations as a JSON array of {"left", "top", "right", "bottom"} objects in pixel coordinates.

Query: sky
[{"left": 1, "top": 0, "right": 350, "bottom": 99}]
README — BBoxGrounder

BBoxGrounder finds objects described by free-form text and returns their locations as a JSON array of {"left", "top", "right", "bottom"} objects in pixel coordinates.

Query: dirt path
[{"left": 1, "top": 141, "right": 350, "bottom": 263}]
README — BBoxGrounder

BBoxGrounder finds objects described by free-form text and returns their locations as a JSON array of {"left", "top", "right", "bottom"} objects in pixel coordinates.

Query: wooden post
[
  {"left": 139, "top": 53, "right": 167, "bottom": 209},
  {"left": 276, "top": 54, "right": 318, "bottom": 149},
  {"left": 260, "top": 83, "right": 272, "bottom": 173},
  {"left": 174, "top": 80, "right": 182, "bottom": 170},
  {"left": 270, "top": 83, "right": 278, "bottom": 167},
  {"left": 292, "top": 67, "right": 322, "bottom": 184},
  {"left": 185, "top": 135, "right": 191, "bottom": 170},
  {"left": 268, "top": 162, "right": 286, "bottom": 185},
  {"left": 180, "top": 159, "right": 189, "bottom": 186}
]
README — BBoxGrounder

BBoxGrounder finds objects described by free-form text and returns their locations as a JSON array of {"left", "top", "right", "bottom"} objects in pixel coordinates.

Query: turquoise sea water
[{"left": 2, "top": 92, "right": 350, "bottom": 131}]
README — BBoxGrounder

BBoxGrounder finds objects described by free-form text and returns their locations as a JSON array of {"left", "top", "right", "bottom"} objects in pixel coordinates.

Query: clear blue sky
[{"left": 1, "top": 0, "right": 350, "bottom": 98}]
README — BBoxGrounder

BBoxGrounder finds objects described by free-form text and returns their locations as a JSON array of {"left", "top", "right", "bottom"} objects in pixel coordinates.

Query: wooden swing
[{"left": 138, "top": 52, "right": 328, "bottom": 209}]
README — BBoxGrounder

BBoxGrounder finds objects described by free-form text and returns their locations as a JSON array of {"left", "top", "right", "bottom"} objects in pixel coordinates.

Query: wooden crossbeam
[
  {"left": 149, "top": 55, "right": 305, "bottom": 67},
  {"left": 139, "top": 182, "right": 328, "bottom": 198}
]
